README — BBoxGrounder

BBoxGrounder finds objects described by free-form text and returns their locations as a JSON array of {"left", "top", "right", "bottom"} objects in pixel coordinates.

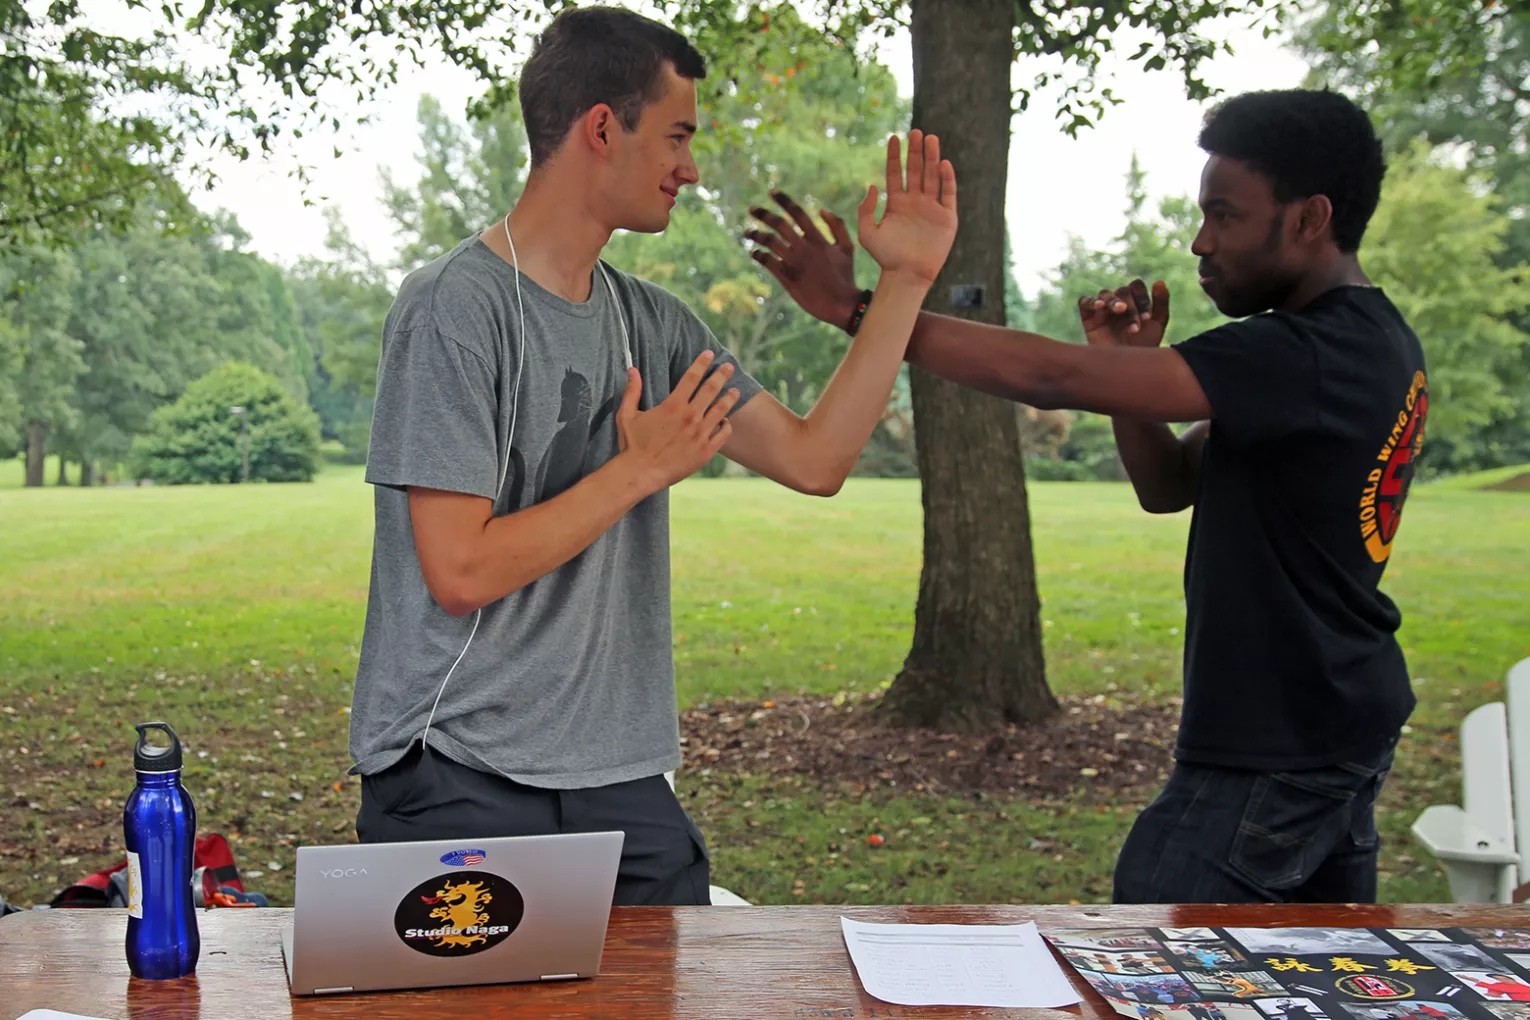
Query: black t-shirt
[{"left": 1171, "top": 285, "right": 1427, "bottom": 770}]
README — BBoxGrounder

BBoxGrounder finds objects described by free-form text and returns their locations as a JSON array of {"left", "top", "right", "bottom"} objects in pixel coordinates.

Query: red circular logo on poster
[{"left": 1336, "top": 974, "right": 1415, "bottom": 1000}]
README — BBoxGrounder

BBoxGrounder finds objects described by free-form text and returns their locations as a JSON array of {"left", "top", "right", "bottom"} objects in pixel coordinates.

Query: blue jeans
[{"left": 1113, "top": 741, "right": 1396, "bottom": 904}]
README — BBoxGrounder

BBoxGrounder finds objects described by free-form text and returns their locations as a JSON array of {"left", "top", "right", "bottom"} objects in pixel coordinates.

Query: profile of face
[
  {"left": 596, "top": 62, "right": 700, "bottom": 234},
  {"left": 1190, "top": 154, "right": 1307, "bottom": 318}
]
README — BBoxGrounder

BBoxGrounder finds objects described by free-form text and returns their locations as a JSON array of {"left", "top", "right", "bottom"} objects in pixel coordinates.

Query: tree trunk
[
  {"left": 878, "top": 0, "right": 1058, "bottom": 731},
  {"left": 24, "top": 422, "right": 48, "bottom": 488},
  {"left": 80, "top": 459, "right": 95, "bottom": 487},
  {"left": 57, "top": 455, "right": 68, "bottom": 487}
]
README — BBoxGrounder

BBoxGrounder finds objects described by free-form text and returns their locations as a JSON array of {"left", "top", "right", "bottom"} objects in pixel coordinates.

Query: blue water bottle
[{"left": 124, "top": 721, "right": 200, "bottom": 979}]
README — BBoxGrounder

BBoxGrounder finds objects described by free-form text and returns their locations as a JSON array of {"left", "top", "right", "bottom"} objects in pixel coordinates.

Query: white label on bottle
[{"left": 126, "top": 850, "right": 143, "bottom": 919}]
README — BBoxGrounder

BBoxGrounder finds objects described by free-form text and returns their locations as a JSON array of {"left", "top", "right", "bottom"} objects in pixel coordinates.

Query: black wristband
[{"left": 845, "top": 288, "right": 874, "bottom": 336}]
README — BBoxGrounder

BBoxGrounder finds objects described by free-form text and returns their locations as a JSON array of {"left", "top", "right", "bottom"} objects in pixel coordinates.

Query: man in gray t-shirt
[
  {"left": 356, "top": 244, "right": 756, "bottom": 791},
  {"left": 350, "top": 5, "right": 958, "bottom": 905}
]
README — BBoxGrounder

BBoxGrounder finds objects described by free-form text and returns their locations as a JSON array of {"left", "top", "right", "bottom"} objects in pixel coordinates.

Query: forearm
[
  {"left": 905, "top": 310, "right": 1071, "bottom": 407},
  {"left": 1111, "top": 419, "right": 1198, "bottom": 514},
  {"left": 415, "top": 456, "right": 655, "bottom": 616},
  {"left": 796, "top": 272, "right": 933, "bottom": 488},
  {"left": 904, "top": 310, "right": 1191, "bottom": 506},
  {"left": 903, "top": 311, "right": 1211, "bottom": 424}
]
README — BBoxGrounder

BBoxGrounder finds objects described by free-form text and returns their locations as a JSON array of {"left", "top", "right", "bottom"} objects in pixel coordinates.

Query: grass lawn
[
  {"left": 1427, "top": 463, "right": 1530, "bottom": 491},
  {"left": 1, "top": 464, "right": 1526, "bottom": 909}
]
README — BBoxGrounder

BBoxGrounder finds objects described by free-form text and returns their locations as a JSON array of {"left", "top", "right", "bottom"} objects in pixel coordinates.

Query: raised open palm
[{"left": 856, "top": 129, "right": 958, "bottom": 283}]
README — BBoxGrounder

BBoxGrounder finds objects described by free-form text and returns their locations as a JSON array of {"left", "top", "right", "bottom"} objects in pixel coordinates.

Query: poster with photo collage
[{"left": 1045, "top": 926, "right": 1530, "bottom": 1020}]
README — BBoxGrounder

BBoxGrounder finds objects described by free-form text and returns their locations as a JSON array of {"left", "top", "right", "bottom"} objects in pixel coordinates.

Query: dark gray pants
[
  {"left": 1113, "top": 740, "right": 1396, "bottom": 904},
  {"left": 357, "top": 742, "right": 711, "bottom": 906}
]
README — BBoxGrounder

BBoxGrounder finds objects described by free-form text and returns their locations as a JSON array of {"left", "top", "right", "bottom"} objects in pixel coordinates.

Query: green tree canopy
[
  {"left": 3, "top": 196, "right": 314, "bottom": 482},
  {"left": 0, "top": 310, "right": 24, "bottom": 453},
  {"left": 382, "top": 96, "right": 529, "bottom": 270},
  {"left": 1297, "top": 0, "right": 1529, "bottom": 259},
  {"left": 1, "top": 246, "right": 83, "bottom": 482},
  {"left": 1363, "top": 142, "right": 1530, "bottom": 473},
  {"left": 54, "top": 206, "right": 307, "bottom": 471},
  {"left": 4, "top": 0, "right": 1277, "bottom": 253},
  {"left": 286, "top": 209, "right": 393, "bottom": 461},
  {"left": 0, "top": 0, "right": 206, "bottom": 251}
]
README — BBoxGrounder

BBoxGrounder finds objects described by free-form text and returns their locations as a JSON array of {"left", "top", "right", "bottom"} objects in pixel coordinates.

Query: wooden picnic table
[{"left": 2, "top": 902, "right": 1521, "bottom": 1019}]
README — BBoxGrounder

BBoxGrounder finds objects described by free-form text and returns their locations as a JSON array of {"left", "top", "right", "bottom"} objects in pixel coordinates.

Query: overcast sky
[{"left": 159, "top": 8, "right": 1309, "bottom": 295}]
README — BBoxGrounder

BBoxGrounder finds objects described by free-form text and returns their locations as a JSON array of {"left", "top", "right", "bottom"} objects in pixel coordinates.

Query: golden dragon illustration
[{"left": 425, "top": 878, "right": 494, "bottom": 949}]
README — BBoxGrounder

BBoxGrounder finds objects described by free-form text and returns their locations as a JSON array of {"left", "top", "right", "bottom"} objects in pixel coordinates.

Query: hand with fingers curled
[
  {"left": 1079, "top": 279, "right": 1172, "bottom": 348},
  {"left": 744, "top": 128, "right": 958, "bottom": 331},
  {"left": 745, "top": 193, "right": 862, "bottom": 328},
  {"left": 615, "top": 350, "right": 741, "bottom": 493}
]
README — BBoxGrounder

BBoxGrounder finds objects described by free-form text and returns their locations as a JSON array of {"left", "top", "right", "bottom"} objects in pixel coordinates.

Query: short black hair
[
  {"left": 1198, "top": 89, "right": 1385, "bottom": 253},
  {"left": 519, "top": 6, "right": 707, "bottom": 167}
]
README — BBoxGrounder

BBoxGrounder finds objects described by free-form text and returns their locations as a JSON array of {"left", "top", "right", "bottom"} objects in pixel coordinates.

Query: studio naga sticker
[{"left": 393, "top": 871, "right": 525, "bottom": 957}]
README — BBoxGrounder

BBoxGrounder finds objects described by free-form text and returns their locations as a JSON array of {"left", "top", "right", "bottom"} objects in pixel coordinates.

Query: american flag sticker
[{"left": 440, "top": 848, "right": 487, "bottom": 867}]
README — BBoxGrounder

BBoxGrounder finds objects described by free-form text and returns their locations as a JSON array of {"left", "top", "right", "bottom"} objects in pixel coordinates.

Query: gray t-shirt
[{"left": 350, "top": 236, "right": 762, "bottom": 788}]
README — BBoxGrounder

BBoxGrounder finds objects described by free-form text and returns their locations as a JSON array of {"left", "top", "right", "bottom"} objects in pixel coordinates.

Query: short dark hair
[
  {"left": 518, "top": 6, "right": 707, "bottom": 167},
  {"left": 1198, "top": 89, "right": 1385, "bottom": 253}
]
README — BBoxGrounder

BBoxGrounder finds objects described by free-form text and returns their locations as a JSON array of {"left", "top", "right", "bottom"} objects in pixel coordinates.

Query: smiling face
[
  {"left": 1190, "top": 154, "right": 1305, "bottom": 318},
  {"left": 597, "top": 63, "right": 699, "bottom": 234}
]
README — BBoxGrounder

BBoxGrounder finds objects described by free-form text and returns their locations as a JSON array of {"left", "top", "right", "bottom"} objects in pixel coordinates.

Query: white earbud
[{"left": 419, "top": 219, "right": 633, "bottom": 754}]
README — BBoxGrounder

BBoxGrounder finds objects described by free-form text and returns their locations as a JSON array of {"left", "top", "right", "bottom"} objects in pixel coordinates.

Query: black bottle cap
[{"left": 134, "top": 721, "right": 183, "bottom": 773}]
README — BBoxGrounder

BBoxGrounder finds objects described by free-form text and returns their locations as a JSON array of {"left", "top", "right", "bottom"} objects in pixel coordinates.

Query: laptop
[{"left": 280, "top": 831, "right": 624, "bottom": 996}]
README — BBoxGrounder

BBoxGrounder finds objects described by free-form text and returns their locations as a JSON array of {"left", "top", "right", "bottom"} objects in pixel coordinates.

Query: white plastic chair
[
  {"left": 1505, "top": 658, "right": 1530, "bottom": 889},
  {"left": 1413, "top": 668, "right": 1525, "bottom": 901}
]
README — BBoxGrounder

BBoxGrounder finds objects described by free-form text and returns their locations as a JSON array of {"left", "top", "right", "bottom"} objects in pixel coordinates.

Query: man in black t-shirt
[{"left": 746, "top": 89, "right": 1424, "bottom": 904}]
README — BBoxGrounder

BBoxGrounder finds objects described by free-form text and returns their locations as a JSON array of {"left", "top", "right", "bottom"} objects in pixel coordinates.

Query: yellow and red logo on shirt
[{"left": 1359, "top": 370, "right": 1428, "bottom": 564}]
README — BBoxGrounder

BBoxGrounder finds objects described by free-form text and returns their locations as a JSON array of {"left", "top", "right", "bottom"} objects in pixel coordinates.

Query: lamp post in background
[{"left": 228, "top": 406, "right": 249, "bottom": 484}]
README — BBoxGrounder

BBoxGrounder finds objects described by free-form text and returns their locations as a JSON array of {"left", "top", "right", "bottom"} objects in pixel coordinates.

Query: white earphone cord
[{"left": 417, "top": 217, "right": 631, "bottom": 755}]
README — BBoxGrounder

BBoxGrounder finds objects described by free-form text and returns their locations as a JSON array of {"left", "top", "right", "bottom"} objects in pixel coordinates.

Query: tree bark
[
  {"left": 57, "top": 455, "right": 67, "bottom": 486},
  {"left": 878, "top": 0, "right": 1058, "bottom": 731},
  {"left": 25, "top": 422, "right": 48, "bottom": 488},
  {"left": 80, "top": 459, "right": 95, "bottom": 487}
]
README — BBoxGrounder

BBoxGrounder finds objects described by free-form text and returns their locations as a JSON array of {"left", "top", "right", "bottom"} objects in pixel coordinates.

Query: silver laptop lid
[{"left": 286, "top": 831, "right": 623, "bottom": 995}]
